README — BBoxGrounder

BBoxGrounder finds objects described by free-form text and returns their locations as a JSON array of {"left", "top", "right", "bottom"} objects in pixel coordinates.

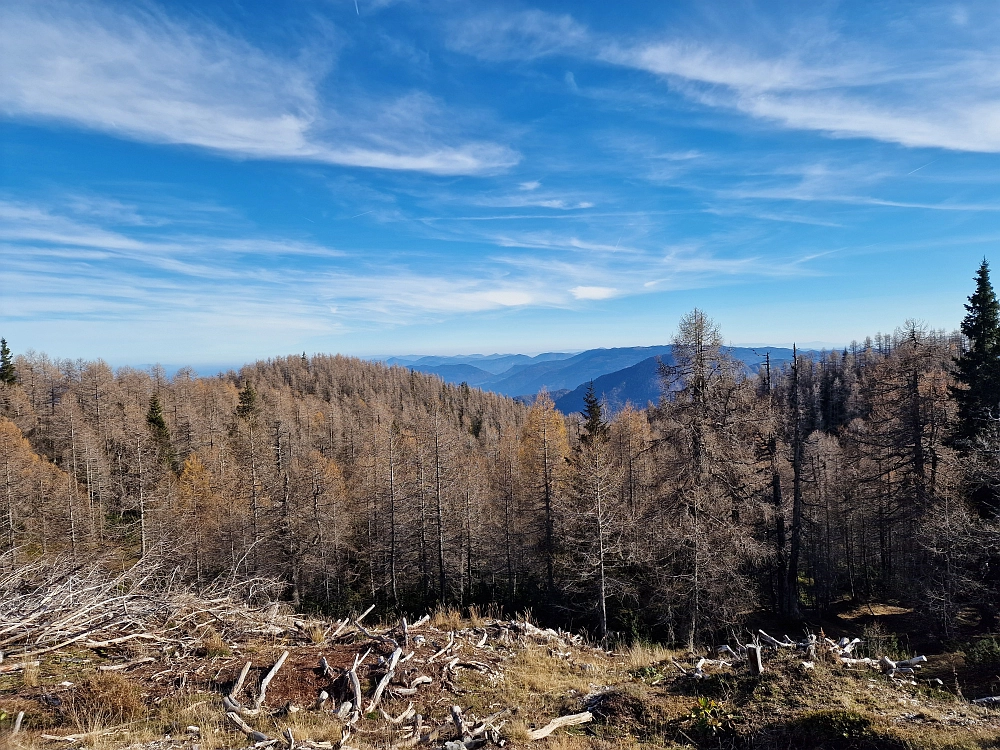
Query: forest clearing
[{"left": 1, "top": 556, "right": 999, "bottom": 750}]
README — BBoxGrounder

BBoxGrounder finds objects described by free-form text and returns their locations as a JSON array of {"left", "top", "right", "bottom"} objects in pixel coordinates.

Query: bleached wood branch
[
  {"left": 366, "top": 647, "right": 402, "bottom": 712},
  {"left": 254, "top": 650, "right": 289, "bottom": 710},
  {"left": 528, "top": 711, "right": 593, "bottom": 740}
]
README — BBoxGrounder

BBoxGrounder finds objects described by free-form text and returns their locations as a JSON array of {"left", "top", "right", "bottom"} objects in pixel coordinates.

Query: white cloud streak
[
  {"left": 0, "top": 1, "right": 518, "bottom": 174},
  {"left": 452, "top": 7, "right": 1000, "bottom": 153},
  {"left": 0, "top": 198, "right": 820, "bottom": 331}
]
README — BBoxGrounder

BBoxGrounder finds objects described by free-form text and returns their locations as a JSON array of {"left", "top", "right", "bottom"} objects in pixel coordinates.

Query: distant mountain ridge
[
  {"left": 383, "top": 345, "right": 799, "bottom": 415},
  {"left": 553, "top": 347, "right": 797, "bottom": 414}
]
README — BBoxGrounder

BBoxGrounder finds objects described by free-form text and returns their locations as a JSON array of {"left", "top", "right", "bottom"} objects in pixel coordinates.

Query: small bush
[
  {"left": 687, "top": 697, "right": 736, "bottom": 738},
  {"left": 965, "top": 636, "right": 1000, "bottom": 666},
  {"left": 71, "top": 672, "right": 145, "bottom": 726}
]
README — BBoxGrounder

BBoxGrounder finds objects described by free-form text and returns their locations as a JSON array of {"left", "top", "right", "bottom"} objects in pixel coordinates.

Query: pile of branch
[
  {"left": 1, "top": 558, "right": 600, "bottom": 749},
  {"left": 0, "top": 556, "right": 309, "bottom": 662},
  {"left": 726, "top": 629, "right": 931, "bottom": 683},
  {"left": 216, "top": 613, "right": 595, "bottom": 750}
]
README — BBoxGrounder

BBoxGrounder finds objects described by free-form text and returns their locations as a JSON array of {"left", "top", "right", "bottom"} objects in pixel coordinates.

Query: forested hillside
[{"left": 2, "top": 295, "right": 1000, "bottom": 648}]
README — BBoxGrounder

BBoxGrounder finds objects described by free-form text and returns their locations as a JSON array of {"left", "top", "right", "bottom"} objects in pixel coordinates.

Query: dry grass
[
  {"left": 468, "top": 604, "right": 484, "bottom": 628},
  {"left": 622, "top": 641, "right": 677, "bottom": 671},
  {"left": 198, "top": 626, "right": 231, "bottom": 658},
  {"left": 70, "top": 673, "right": 145, "bottom": 728},
  {"left": 429, "top": 604, "right": 463, "bottom": 631},
  {"left": 307, "top": 624, "right": 327, "bottom": 644}
]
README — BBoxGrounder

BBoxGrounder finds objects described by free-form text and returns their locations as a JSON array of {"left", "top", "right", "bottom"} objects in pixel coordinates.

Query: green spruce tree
[
  {"left": 0, "top": 338, "right": 16, "bottom": 385},
  {"left": 237, "top": 381, "right": 258, "bottom": 422},
  {"left": 952, "top": 260, "right": 1000, "bottom": 442},
  {"left": 580, "top": 381, "right": 606, "bottom": 445},
  {"left": 146, "top": 394, "right": 177, "bottom": 470}
]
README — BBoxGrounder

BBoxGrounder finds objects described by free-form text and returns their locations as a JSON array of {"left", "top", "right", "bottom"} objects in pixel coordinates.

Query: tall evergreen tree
[
  {"left": 580, "top": 381, "right": 606, "bottom": 445},
  {"left": 952, "top": 260, "right": 1000, "bottom": 441},
  {"left": 146, "top": 394, "right": 176, "bottom": 470},
  {"left": 237, "top": 381, "right": 259, "bottom": 422},
  {"left": 0, "top": 338, "right": 16, "bottom": 385}
]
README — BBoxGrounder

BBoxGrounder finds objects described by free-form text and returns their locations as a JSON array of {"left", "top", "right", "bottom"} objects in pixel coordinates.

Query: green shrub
[
  {"left": 687, "top": 697, "right": 736, "bottom": 738},
  {"left": 965, "top": 636, "right": 1000, "bottom": 666}
]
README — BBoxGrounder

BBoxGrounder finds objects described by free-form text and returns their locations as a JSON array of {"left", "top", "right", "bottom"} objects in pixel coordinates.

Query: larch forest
[{"left": 3, "top": 264, "right": 1000, "bottom": 652}]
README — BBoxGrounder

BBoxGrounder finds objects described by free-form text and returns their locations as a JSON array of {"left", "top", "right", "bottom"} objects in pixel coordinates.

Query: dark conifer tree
[
  {"left": 952, "top": 260, "right": 1000, "bottom": 442},
  {"left": 580, "top": 381, "right": 606, "bottom": 445},
  {"left": 237, "top": 381, "right": 259, "bottom": 422},
  {"left": 146, "top": 394, "right": 176, "bottom": 470},
  {"left": 0, "top": 338, "right": 16, "bottom": 385}
]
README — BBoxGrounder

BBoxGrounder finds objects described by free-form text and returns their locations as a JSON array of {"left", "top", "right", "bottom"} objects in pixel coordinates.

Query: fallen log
[
  {"left": 528, "top": 711, "right": 593, "bottom": 740},
  {"left": 97, "top": 656, "right": 155, "bottom": 672}
]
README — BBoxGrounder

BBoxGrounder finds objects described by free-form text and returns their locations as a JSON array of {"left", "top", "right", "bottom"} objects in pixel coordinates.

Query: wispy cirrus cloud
[
  {"left": 0, "top": 1, "right": 518, "bottom": 175},
  {"left": 451, "top": 6, "right": 1000, "bottom": 153},
  {"left": 446, "top": 9, "right": 588, "bottom": 61},
  {"left": 0, "top": 197, "right": 821, "bottom": 333}
]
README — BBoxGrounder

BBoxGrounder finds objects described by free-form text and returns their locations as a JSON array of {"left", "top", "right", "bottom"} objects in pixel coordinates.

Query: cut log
[
  {"left": 255, "top": 651, "right": 289, "bottom": 710},
  {"left": 879, "top": 656, "right": 897, "bottom": 673},
  {"left": 528, "top": 711, "right": 593, "bottom": 740},
  {"left": 747, "top": 645, "right": 763, "bottom": 676}
]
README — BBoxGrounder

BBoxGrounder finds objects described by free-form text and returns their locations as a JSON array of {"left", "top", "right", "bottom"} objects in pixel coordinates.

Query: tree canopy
[{"left": 952, "top": 259, "right": 1000, "bottom": 441}]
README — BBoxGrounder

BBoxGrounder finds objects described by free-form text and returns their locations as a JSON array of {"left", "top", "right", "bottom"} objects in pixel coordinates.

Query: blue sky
[{"left": 2, "top": 0, "right": 999, "bottom": 364}]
